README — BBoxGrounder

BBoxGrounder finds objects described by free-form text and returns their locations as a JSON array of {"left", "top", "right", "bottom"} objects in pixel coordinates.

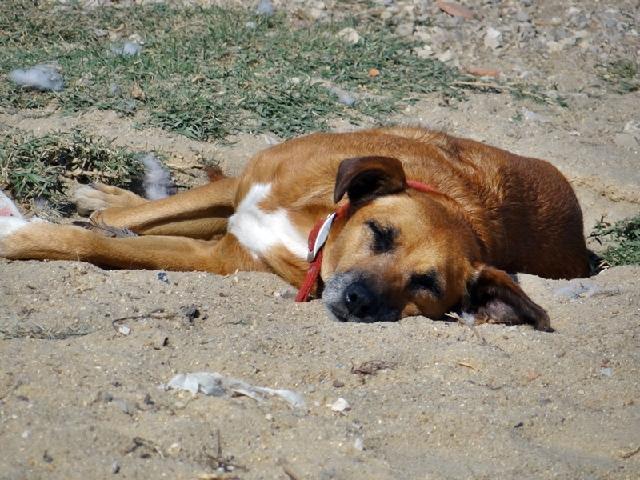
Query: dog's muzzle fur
[{"left": 323, "top": 271, "right": 401, "bottom": 323}]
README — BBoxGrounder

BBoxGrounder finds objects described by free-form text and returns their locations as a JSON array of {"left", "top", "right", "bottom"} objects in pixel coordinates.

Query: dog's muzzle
[{"left": 322, "top": 271, "right": 401, "bottom": 323}]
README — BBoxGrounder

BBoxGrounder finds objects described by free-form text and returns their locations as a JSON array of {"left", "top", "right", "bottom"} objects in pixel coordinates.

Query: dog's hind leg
[
  {"left": 0, "top": 207, "right": 263, "bottom": 274},
  {"left": 79, "top": 177, "right": 239, "bottom": 239}
]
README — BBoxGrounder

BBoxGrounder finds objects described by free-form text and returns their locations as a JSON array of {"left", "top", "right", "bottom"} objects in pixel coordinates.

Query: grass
[
  {"left": 600, "top": 59, "right": 639, "bottom": 93},
  {"left": 590, "top": 215, "right": 640, "bottom": 266},
  {"left": 0, "top": 130, "right": 143, "bottom": 208},
  {"left": 0, "top": 322, "right": 93, "bottom": 340},
  {"left": 1, "top": 1, "right": 561, "bottom": 142}
]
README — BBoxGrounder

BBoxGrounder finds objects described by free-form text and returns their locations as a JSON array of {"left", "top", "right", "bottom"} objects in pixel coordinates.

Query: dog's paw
[{"left": 73, "top": 183, "right": 145, "bottom": 216}]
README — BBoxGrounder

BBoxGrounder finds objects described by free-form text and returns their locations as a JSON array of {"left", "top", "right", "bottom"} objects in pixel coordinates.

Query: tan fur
[{"left": 0, "top": 127, "right": 590, "bottom": 329}]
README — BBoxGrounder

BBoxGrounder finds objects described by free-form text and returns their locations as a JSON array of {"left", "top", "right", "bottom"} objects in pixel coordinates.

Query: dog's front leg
[{"left": 75, "top": 178, "right": 239, "bottom": 239}]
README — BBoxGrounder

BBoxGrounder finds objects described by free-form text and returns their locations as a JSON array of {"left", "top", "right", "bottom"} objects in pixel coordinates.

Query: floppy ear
[
  {"left": 465, "top": 265, "right": 552, "bottom": 332},
  {"left": 334, "top": 156, "right": 407, "bottom": 205}
]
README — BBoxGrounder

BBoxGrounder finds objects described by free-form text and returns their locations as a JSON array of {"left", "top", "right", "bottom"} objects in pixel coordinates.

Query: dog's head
[{"left": 321, "top": 156, "right": 551, "bottom": 331}]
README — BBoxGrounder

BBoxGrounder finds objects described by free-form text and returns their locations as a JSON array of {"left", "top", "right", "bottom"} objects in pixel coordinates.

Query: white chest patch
[{"left": 228, "top": 183, "right": 308, "bottom": 260}]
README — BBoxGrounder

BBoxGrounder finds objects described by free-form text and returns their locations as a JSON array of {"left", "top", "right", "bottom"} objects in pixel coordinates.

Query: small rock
[
  {"left": 328, "top": 86, "right": 356, "bottom": 107},
  {"left": 353, "top": 437, "right": 364, "bottom": 451},
  {"left": 98, "top": 391, "right": 114, "bottom": 403},
  {"left": 624, "top": 120, "right": 640, "bottom": 135},
  {"left": 273, "top": 287, "right": 296, "bottom": 299},
  {"left": 307, "top": 8, "right": 326, "bottom": 20},
  {"left": 111, "top": 461, "right": 120, "bottom": 474},
  {"left": 43, "top": 451, "right": 53, "bottom": 463},
  {"left": 522, "top": 108, "right": 551, "bottom": 124},
  {"left": 614, "top": 133, "right": 638, "bottom": 150},
  {"left": 329, "top": 397, "right": 351, "bottom": 413},
  {"left": 414, "top": 45, "right": 433, "bottom": 58},
  {"left": 395, "top": 23, "right": 414, "bottom": 37},
  {"left": 436, "top": 50, "right": 454, "bottom": 63},
  {"left": 117, "top": 324, "right": 131, "bottom": 336},
  {"left": 484, "top": 27, "right": 502, "bottom": 49},
  {"left": 181, "top": 304, "right": 201, "bottom": 323},
  {"left": 152, "top": 332, "right": 169, "bottom": 349},
  {"left": 167, "top": 442, "right": 181, "bottom": 456},
  {"left": 110, "top": 41, "right": 142, "bottom": 57},
  {"left": 332, "top": 379, "right": 345, "bottom": 388},
  {"left": 351, "top": 360, "right": 397, "bottom": 375},
  {"left": 256, "top": 0, "right": 274, "bottom": 16},
  {"left": 157, "top": 272, "right": 169, "bottom": 284},
  {"left": 337, "top": 27, "right": 360, "bottom": 45},
  {"left": 600, "top": 367, "right": 614, "bottom": 377},
  {"left": 113, "top": 398, "right": 135, "bottom": 415}
]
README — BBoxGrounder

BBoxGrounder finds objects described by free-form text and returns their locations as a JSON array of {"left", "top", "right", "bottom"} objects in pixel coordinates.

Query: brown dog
[{"left": 0, "top": 127, "right": 590, "bottom": 330}]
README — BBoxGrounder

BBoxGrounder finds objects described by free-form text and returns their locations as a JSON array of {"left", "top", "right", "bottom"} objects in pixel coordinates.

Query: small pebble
[
  {"left": 600, "top": 367, "right": 613, "bottom": 377},
  {"left": 117, "top": 325, "right": 131, "bottom": 336},
  {"left": 256, "top": 0, "right": 274, "bottom": 16},
  {"left": 484, "top": 27, "right": 502, "bottom": 49},
  {"left": 167, "top": 442, "right": 181, "bottom": 456},
  {"left": 337, "top": 27, "right": 360, "bottom": 45},
  {"left": 112, "top": 398, "right": 135, "bottom": 415},
  {"left": 329, "top": 397, "right": 351, "bottom": 413},
  {"left": 354, "top": 437, "right": 364, "bottom": 451}
]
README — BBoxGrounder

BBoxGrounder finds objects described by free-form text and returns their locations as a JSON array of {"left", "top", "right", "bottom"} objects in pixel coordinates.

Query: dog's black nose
[{"left": 344, "top": 282, "right": 376, "bottom": 318}]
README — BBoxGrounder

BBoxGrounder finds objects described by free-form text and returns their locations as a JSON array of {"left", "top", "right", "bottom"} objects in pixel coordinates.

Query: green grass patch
[
  {"left": 590, "top": 215, "right": 640, "bottom": 266},
  {"left": 0, "top": 131, "right": 143, "bottom": 208},
  {"left": 1, "top": 1, "right": 560, "bottom": 141},
  {"left": 600, "top": 59, "right": 639, "bottom": 93}
]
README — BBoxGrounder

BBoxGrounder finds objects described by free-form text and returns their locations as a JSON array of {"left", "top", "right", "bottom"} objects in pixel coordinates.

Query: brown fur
[{"left": 0, "top": 127, "right": 590, "bottom": 330}]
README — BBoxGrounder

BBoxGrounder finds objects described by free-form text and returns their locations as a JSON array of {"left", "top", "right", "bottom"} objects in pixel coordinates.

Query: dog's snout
[
  {"left": 344, "top": 282, "right": 375, "bottom": 318},
  {"left": 324, "top": 271, "right": 401, "bottom": 323}
]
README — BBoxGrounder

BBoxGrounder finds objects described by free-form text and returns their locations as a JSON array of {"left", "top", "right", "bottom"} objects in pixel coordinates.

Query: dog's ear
[
  {"left": 334, "top": 156, "right": 407, "bottom": 204},
  {"left": 465, "top": 264, "right": 552, "bottom": 332}
]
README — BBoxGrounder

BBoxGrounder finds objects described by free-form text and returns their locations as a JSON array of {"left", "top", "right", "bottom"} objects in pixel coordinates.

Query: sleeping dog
[{"left": 0, "top": 127, "right": 590, "bottom": 330}]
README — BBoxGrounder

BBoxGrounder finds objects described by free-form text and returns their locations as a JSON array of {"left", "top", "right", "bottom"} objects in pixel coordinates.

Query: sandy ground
[{"left": 1, "top": 1, "right": 640, "bottom": 479}]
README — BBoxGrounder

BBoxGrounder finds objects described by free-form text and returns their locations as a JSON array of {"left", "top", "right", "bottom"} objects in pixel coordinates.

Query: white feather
[
  {"left": 9, "top": 64, "right": 64, "bottom": 91},
  {"left": 141, "top": 153, "right": 173, "bottom": 200}
]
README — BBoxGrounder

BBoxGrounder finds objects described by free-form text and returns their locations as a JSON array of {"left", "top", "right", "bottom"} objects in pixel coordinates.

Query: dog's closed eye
[
  {"left": 408, "top": 271, "right": 442, "bottom": 298},
  {"left": 366, "top": 220, "right": 398, "bottom": 254}
]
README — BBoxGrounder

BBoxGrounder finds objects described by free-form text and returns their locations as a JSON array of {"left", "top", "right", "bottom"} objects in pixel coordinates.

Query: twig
[
  {"left": 620, "top": 445, "right": 640, "bottom": 459},
  {"left": 111, "top": 309, "right": 177, "bottom": 333}
]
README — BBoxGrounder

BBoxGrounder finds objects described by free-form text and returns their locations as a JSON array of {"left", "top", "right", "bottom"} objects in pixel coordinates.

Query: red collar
[{"left": 295, "top": 180, "right": 440, "bottom": 302}]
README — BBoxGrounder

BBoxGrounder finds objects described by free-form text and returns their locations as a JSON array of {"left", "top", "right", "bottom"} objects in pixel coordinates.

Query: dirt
[{"left": 1, "top": 1, "right": 639, "bottom": 479}]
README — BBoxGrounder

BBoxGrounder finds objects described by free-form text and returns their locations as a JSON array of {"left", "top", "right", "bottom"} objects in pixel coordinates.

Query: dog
[{"left": 0, "top": 127, "right": 590, "bottom": 330}]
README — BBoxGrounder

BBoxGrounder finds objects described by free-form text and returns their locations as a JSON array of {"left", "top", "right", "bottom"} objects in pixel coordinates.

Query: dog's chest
[{"left": 227, "top": 183, "right": 308, "bottom": 260}]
